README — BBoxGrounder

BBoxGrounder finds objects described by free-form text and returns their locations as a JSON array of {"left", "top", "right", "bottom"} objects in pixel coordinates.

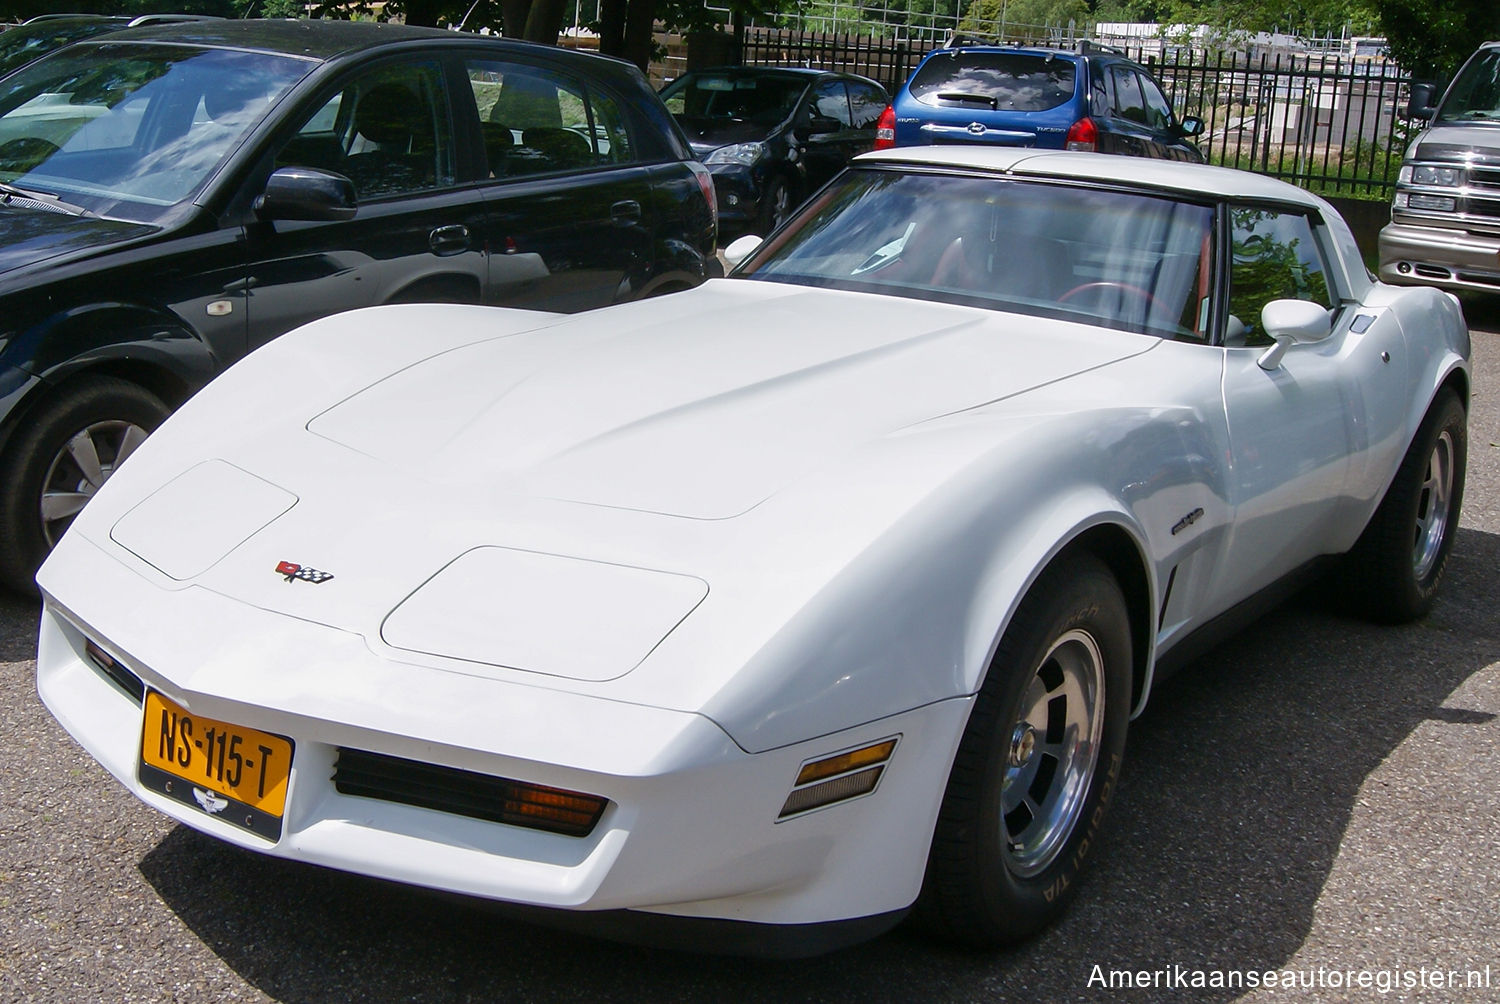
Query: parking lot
[{"left": 1, "top": 303, "right": 1496, "bottom": 1003}]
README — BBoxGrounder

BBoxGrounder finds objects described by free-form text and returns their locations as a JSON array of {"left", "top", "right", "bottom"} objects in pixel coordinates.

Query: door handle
[
  {"left": 429, "top": 224, "right": 470, "bottom": 255},
  {"left": 610, "top": 200, "right": 642, "bottom": 226}
]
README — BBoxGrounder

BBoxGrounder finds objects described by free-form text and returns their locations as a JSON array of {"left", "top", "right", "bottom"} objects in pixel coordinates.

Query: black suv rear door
[{"left": 461, "top": 55, "right": 655, "bottom": 311}]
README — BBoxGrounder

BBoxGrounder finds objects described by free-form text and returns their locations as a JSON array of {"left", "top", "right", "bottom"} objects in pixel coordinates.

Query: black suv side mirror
[
  {"left": 1178, "top": 115, "right": 1205, "bottom": 137},
  {"left": 254, "top": 166, "right": 357, "bottom": 222},
  {"left": 1406, "top": 81, "right": 1438, "bottom": 121}
]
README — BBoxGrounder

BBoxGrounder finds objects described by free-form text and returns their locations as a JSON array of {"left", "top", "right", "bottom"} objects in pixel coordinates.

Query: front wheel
[
  {"left": 0, "top": 376, "right": 168, "bottom": 594},
  {"left": 758, "top": 176, "right": 792, "bottom": 235},
  {"left": 1341, "top": 388, "right": 1467, "bottom": 623},
  {"left": 914, "top": 552, "right": 1132, "bottom": 946}
]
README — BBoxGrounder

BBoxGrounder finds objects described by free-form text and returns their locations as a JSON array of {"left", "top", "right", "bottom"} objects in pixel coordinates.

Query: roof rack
[
  {"left": 127, "top": 14, "right": 225, "bottom": 25},
  {"left": 944, "top": 30, "right": 1009, "bottom": 49},
  {"left": 942, "top": 31, "right": 1127, "bottom": 57},
  {"left": 21, "top": 12, "right": 224, "bottom": 27}
]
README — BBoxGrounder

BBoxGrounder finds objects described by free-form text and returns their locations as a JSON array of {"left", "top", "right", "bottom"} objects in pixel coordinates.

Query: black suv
[
  {"left": 880, "top": 40, "right": 1203, "bottom": 161},
  {"left": 0, "top": 19, "right": 716, "bottom": 592},
  {"left": 661, "top": 67, "right": 888, "bottom": 234}
]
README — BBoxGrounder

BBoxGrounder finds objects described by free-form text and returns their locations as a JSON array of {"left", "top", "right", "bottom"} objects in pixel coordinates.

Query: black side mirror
[
  {"left": 254, "top": 166, "right": 357, "bottom": 222},
  {"left": 1179, "top": 115, "right": 1205, "bottom": 137},
  {"left": 1407, "top": 81, "right": 1438, "bottom": 121}
]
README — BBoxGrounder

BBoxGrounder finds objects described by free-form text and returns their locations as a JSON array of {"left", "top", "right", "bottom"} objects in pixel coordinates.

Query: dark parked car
[
  {"left": 0, "top": 13, "right": 219, "bottom": 79},
  {"left": 661, "top": 67, "right": 887, "bottom": 234},
  {"left": 878, "top": 39, "right": 1203, "bottom": 161},
  {"left": 0, "top": 18, "right": 716, "bottom": 593}
]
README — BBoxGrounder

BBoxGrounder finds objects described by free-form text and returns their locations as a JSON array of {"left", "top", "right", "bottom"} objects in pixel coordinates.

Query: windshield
[
  {"left": 0, "top": 19, "right": 127, "bottom": 78},
  {"left": 660, "top": 72, "right": 807, "bottom": 125},
  {"left": 0, "top": 41, "right": 311, "bottom": 221},
  {"left": 909, "top": 51, "right": 1077, "bottom": 111},
  {"left": 737, "top": 168, "right": 1216, "bottom": 340},
  {"left": 1438, "top": 48, "right": 1500, "bottom": 123}
]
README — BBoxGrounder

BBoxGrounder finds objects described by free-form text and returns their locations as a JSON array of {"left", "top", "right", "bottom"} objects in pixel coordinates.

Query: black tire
[
  {"left": 1341, "top": 388, "right": 1467, "bottom": 623},
  {"left": 758, "top": 176, "right": 791, "bottom": 235},
  {"left": 0, "top": 376, "right": 168, "bottom": 595},
  {"left": 914, "top": 552, "right": 1132, "bottom": 946}
]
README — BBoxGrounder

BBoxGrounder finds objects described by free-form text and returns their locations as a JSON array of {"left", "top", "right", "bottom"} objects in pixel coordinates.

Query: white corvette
[{"left": 36, "top": 148, "right": 1469, "bottom": 956}]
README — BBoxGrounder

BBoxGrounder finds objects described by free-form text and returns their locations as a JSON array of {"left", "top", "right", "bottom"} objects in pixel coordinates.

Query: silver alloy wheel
[
  {"left": 1000, "top": 627, "right": 1106, "bottom": 878},
  {"left": 1413, "top": 429, "right": 1455, "bottom": 581},
  {"left": 39, "top": 420, "right": 150, "bottom": 546}
]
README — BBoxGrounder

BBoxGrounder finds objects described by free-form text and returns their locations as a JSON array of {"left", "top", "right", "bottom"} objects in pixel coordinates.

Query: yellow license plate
[{"left": 138, "top": 691, "right": 293, "bottom": 841}]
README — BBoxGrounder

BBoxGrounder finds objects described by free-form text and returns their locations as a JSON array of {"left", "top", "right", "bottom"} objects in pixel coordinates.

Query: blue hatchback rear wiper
[{"left": 936, "top": 90, "right": 999, "bottom": 109}]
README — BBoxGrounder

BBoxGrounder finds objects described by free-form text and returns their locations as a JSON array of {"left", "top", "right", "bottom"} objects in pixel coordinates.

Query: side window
[
  {"left": 810, "top": 80, "right": 852, "bottom": 128},
  {"left": 1226, "top": 207, "right": 1335, "bottom": 347},
  {"left": 847, "top": 81, "right": 887, "bottom": 129},
  {"left": 1090, "top": 69, "right": 1109, "bottom": 117},
  {"left": 1139, "top": 73, "right": 1174, "bottom": 130},
  {"left": 466, "top": 60, "right": 611, "bottom": 176},
  {"left": 274, "top": 60, "right": 455, "bottom": 202},
  {"left": 1110, "top": 65, "right": 1145, "bottom": 124},
  {"left": 587, "top": 86, "right": 633, "bottom": 165}
]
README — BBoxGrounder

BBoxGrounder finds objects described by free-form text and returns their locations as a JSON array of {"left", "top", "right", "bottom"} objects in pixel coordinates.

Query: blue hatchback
[{"left": 878, "top": 41, "right": 1203, "bottom": 161}]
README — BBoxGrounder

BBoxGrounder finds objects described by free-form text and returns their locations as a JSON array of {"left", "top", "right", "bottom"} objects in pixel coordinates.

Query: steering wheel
[
  {"left": 1057, "top": 281, "right": 1162, "bottom": 315},
  {"left": 0, "top": 137, "right": 60, "bottom": 173}
]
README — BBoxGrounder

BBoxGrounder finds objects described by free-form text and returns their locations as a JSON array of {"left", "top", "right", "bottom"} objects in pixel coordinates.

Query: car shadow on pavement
[{"left": 137, "top": 526, "right": 1500, "bottom": 1003}]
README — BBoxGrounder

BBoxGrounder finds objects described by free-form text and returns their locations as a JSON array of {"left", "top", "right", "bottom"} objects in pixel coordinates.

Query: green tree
[
  {"left": 1372, "top": 0, "right": 1499, "bottom": 80},
  {"left": 961, "top": 0, "right": 1091, "bottom": 34}
]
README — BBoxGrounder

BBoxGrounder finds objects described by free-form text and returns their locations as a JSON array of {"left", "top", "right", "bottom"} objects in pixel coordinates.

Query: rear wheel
[
  {"left": 915, "top": 552, "right": 1132, "bottom": 946},
  {"left": 1342, "top": 388, "right": 1466, "bottom": 623},
  {"left": 0, "top": 376, "right": 168, "bottom": 594}
]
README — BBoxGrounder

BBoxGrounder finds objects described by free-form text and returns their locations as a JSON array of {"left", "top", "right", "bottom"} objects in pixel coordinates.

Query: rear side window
[
  {"left": 811, "top": 80, "right": 852, "bottom": 126},
  {"left": 466, "top": 60, "right": 630, "bottom": 177},
  {"left": 848, "top": 81, "right": 887, "bottom": 128},
  {"left": 1110, "top": 66, "right": 1145, "bottom": 123},
  {"left": 909, "top": 52, "right": 1077, "bottom": 111}
]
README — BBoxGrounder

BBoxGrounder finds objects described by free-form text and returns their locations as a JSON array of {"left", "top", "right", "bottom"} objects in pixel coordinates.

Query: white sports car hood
[
  {"left": 74, "top": 282, "right": 1157, "bottom": 689},
  {"left": 304, "top": 283, "right": 1143, "bottom": 519}
]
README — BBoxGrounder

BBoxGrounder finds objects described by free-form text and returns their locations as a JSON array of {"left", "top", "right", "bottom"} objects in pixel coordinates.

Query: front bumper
[
  {"left": 36, "top": 531, "right": 968, "bottom": 948},
  {"left": 707, "top": 164, "right": 768, "bottom": 226},
  {"left": 1378, "top": 220, "right": 1500, "bottom": 292}
]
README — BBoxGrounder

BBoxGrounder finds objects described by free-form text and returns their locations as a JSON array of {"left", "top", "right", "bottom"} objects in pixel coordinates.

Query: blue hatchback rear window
[{"left": 909, "top": 51, "right": 1076, "bottom": 111}]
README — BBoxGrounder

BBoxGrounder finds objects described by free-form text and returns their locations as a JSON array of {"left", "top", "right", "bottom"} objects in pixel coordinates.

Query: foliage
[
  {"left": 1371, "top": 0, "right": 1499, "bottom": 80},
  {"left": 960, "top": 0, "right": 1091, "bottom": 34},
  {"left": 1157, "top": 0, "right": 1377, "bottom": 35}
]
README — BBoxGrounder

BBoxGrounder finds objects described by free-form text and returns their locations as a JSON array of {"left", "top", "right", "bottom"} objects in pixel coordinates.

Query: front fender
[
  {"left": 10, "top": 301, "right": 222, "bottom": 389},
  {"left": 698, "top": 410, "right": 1170, "bottom": 755}
]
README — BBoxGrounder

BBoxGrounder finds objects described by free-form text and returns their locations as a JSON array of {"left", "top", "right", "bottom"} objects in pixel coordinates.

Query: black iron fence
[
  {"left": 1144, "top": 49, "right": 1410, "bottom": 198},
  {"left": 735, "top": 28, "right": 1414, "bottom": 200},
  {"left": 739, "top": 27, "right": 924, "bottom": 96}
]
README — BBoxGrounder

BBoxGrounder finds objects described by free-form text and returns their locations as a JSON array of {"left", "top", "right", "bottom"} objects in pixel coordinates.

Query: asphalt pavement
[{"left": 2, "top": 302, "right": 1497, "bottom": 1003}]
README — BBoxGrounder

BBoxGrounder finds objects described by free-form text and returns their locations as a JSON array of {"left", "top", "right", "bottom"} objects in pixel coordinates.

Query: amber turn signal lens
[{"left": 794, "top": 738, "right": 898, "bottom": 787}]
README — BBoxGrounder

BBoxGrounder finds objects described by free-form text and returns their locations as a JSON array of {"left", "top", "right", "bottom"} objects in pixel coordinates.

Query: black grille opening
[{"left": 333, "top": 748, "right": 607, "bottom": 838}]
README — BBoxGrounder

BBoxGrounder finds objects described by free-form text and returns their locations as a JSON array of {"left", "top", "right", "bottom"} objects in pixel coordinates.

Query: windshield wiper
[
  {"left": 936, "top": 90, "right": 1000, "bottom": 109},
  {"left": 0, "top": 181, "right": 92, "bottom": 217}
]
